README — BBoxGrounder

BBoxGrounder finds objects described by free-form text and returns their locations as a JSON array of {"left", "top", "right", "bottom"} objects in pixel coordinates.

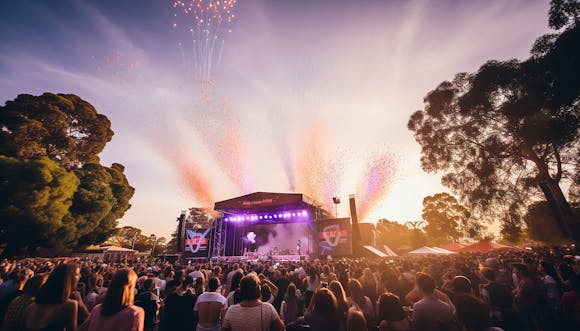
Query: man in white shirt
[
  {"left": 411, "top": 272, "right": 458, "bottom": 331},
  {"left": 194, "top": 277, "right": 227, "bottom": 331}
]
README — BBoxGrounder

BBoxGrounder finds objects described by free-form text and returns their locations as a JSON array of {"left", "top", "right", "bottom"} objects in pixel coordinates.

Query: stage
[{"left": 180, "top": 192, "right": 355, "bottom": 261}]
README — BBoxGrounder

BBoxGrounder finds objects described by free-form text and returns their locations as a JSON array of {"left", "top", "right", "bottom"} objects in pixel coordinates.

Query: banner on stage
[
  {"left": 316, "top": 218, "right": 352, "bottom": 256},
  {"left": 183, "top": 228, "right": 212, "bottom": 258}
]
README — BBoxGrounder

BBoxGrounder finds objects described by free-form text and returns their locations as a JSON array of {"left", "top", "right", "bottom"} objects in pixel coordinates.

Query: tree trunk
[{"left": 538, "top": 177, "right": 580, "bottom": 242}]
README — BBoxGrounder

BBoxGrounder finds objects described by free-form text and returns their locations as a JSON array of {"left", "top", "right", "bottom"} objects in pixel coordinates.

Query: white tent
[
  {"left": 408, "top": 246, "right": 454, "bottom": 255},
  {"left": 383, "top": 245, "right": 398, "bottom": 257},
  {"left": 430, "top": 247, "right": 456, "bottom": 254}
]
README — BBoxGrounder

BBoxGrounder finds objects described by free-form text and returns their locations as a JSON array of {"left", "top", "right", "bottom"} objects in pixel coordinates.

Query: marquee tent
[
  {"left": 460, "top": 241, "right": 511, "bottom": 253},
  {"left": 442, "top": 243, "right": 465, "bottom": 252},
  {"left": 408, "top": 246, "right": 454, "bottom": 255}
]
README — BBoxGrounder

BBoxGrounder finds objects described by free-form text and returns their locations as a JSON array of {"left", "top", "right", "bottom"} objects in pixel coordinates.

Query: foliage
[
  {"left": 548, "top": 0, "right": 580, "bottom": 30},
  {"left": 166, "top": 230, "right": 179, "bottom": 254},
  {"left": 71, "top": 163, "right": 135, "bottom": 247},
  {"left": 407, "top": 18, "right": 580, "bottom": 240},
  {"left": 0, "top": 93, "right": 134, "bottom": 256},
  {"left": 0, "top": 156, "right": 79, "bottom": 256},
  {"left": 375, "top": 219, "right": 427, "bottom": 251},
  {"left": 524, "top": 201, "right": 578, "bottom": 243},
  {"left": 422, "top": 193, "right": 482, "bottom": 242},
  {"left": 107, "top": 226, "right": 166, "bottom": 254},
  {"left": 0, "top": 93, "right": 113, "bottom": 169}
]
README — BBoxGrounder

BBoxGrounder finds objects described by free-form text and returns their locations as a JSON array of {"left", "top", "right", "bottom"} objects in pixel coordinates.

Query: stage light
[
  {"left": 292, "top": 213, "right": 296, "bottom": 216},
  {"left": 259, "top": 216, "right": 263, "bottom": 220},
  {"left": 301, "top": 210, "right": 308, "bottom": 216}
]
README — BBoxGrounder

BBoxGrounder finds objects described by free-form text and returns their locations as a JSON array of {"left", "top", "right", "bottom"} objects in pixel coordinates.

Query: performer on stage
[{"left": 296, "top": 240, "right": 302, "bottom": 255}]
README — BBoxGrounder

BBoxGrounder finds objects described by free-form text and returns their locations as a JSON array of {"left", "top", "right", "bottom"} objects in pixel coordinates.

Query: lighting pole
[{"left": 332, "top": 197, "right": 341, "bottom": 218}]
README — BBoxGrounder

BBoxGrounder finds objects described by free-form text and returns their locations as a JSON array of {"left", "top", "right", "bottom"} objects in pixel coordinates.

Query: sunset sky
[{"left": 0, "top": 0, "right": 551, "bottom": 239}]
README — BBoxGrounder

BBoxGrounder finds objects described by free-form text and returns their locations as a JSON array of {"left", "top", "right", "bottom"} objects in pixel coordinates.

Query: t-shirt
[
  {"left": 194, "top": 292, "right": 227, "bottom": 311},
  {"left": 86, "top": 304, "right": 144, "bottom": 331},
  {"left": 411, "top": 297, "right": 457, "bottom": 331},
  {"left": 222, "top": 302, "right": 279, "bottom": 331}
]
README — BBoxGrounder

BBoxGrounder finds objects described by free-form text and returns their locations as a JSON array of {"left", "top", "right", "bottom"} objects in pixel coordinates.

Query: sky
[{"left": 0, "top": 0, "right": 552, "bottom": 240}]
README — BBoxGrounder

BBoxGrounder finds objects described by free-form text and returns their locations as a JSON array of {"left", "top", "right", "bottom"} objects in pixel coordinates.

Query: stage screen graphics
[
  {"left": 316, "top": 218, "right": 352, "bottom": 256},
  {"left": 242, "top": 223, "right": 311, "bottom": 256},
  {"left": 183, "top": 228, "right": 212, "bottom": 258}
]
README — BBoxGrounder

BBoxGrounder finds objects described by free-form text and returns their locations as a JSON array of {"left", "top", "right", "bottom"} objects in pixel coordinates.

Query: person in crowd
[
  {"left": 561, "top": 273, "right": 580, "bottom": 331},
  {"left": 377, "top": 292, "right": 411, "bottom": 331},
  {"left": 226, "top": 272, "right": 243, "bottom": 306},
  {"left": 222, "top": 274, "right": 284, "bottom": 331},
  {"left": 347, "top": 279, "right": 375, "bottom": 326},
  {"left": 224, "top": 263, "right": 242, "bottom": 295},
  {"left": 512, "top": 263, "right": 543, "bottom": 330},
  {"left": 159, "top": 275, "right": 196, "bottom": 331},
  {"left": 295, "top": 288, "right": 340, "bottom": 331},
  {"left": 273, "top": 268, "right": 291, "bottom": 311},
  {"left": 329, "top": 280, "right": 349, "bottom": 330},
  {"left": 1, "top": 273, "right": 48, "bottom": 331},
  {"left": 0, "top": 267, "right": 33, "bottom": 322},
  {"left": 304, "top": 267, "right": 320, "bottom": 307},
  {"left": 404, "top": 280, "right": 455, "bottom": 312},
  {"left": 360, "top": 267, "right": 379, "bottom": 305},
  {"left": 346, "top": 307, "right": 368, "bottom": 331},
  {"left": 193, "top": 277, "right": 226, "bottom": 331},
  {"left": 411, "top": 272, "right": 457, "bottom": 331},
  {"left": 454, "top": 294, "right": 504, "bottom": 331},
  {"left": 84, "top": 274, "right": 104, "bottom": 311},
  {"left": 80, "top": 268, "right": 144, "bottom": 331},
  {"left": 21, "top": 264, "right": 80, "bottom": 331},
  {"left": 539, "top": 261, "right": 561, "bottom": 314},
  {"left": 194, "top": 276, "right": 205, "bottom": 296},
  {"left": 134, "top": 278, "right": 160, "bottom": 331},
  {"left": 280, "top": 283, "right": 299, "bottom": 326},
  {"left": 451, "top": 276, "right": 473, "bottom": 304},
  {"left": 479, "top": 267, "right": 518, "bottom": 331}
]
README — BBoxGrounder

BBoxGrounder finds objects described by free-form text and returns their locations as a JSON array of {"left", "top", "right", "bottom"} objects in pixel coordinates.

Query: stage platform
[{"left": 211, "top": 254, "right": 306, "bottom": 262}]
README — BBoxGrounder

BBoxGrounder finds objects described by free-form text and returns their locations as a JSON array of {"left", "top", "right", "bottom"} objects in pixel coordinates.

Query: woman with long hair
[
  {"left": 226, "top": 271, "right": 243, "bottom": 306},
  {"left": 347, "top": 279, "right": 374, "bottom": 325},
  {"left": 21, "top": 264, "right": 80, "bottom": 331},
  {"left": 80, "top": 268, "right": 144, "bottom": 331},
  {"left": 360, "top": 268, "right": 378, "bottom": 304},
  {"left": 280, "top": 283, "right": 300, "bottom": 326},
  {"left": 377, "top": 292, "right": 410, "bottom": 331},
  {"left": 329, "top": 280, "right": 349, "bottom": 331},
  {"left": 301, "top": 288, "right": 340, "bottom": 331}
]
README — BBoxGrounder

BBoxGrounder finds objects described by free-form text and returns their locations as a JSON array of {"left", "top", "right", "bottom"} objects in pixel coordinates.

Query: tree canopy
[
  {"left": 0, "top": 93, "right": 134, "bottom": 256},
  {"left": 408, "top": 9, "right": 580, "bottom": 241},
  {"left": 422, "top": 193, "right": 481, "bottom": 243}
]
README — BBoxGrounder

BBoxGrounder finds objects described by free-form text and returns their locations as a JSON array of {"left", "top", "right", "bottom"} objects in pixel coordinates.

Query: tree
[
  {"left": 0, "top": 93, "right": 113, "bottom": 169},
  {"left": 407, "top": 6, "right": 580, "bottom": 240},
  {"left": 524, "top": 201, "right": 579, "bottom": 243},
  {"left": 375, "top": 219, "right": 427, "bottom": 250},
  {"left": 70, "top": 163, "right": 134, "bottom": 247},
  {"left": 166, "top": 230, "right": 179, "bottom": 254},
  {"left": 0, "top": 156, "right": 79, "bottom": 256},
  {"left": 0, "top": 93, "right": 134, "bottom": 255},
  {"left": 422, "top": 193, "right": 481, "bottom": 243}
]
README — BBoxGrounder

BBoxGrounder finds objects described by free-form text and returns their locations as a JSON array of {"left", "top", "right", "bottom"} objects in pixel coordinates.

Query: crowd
[{"left": 0, "top": 246, "right": 578, "bottom": 331}]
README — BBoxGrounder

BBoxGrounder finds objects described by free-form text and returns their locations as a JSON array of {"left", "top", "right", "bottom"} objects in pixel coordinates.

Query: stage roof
[{"left": 214, "top": 192, "right": 323, "bottom": 212}]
